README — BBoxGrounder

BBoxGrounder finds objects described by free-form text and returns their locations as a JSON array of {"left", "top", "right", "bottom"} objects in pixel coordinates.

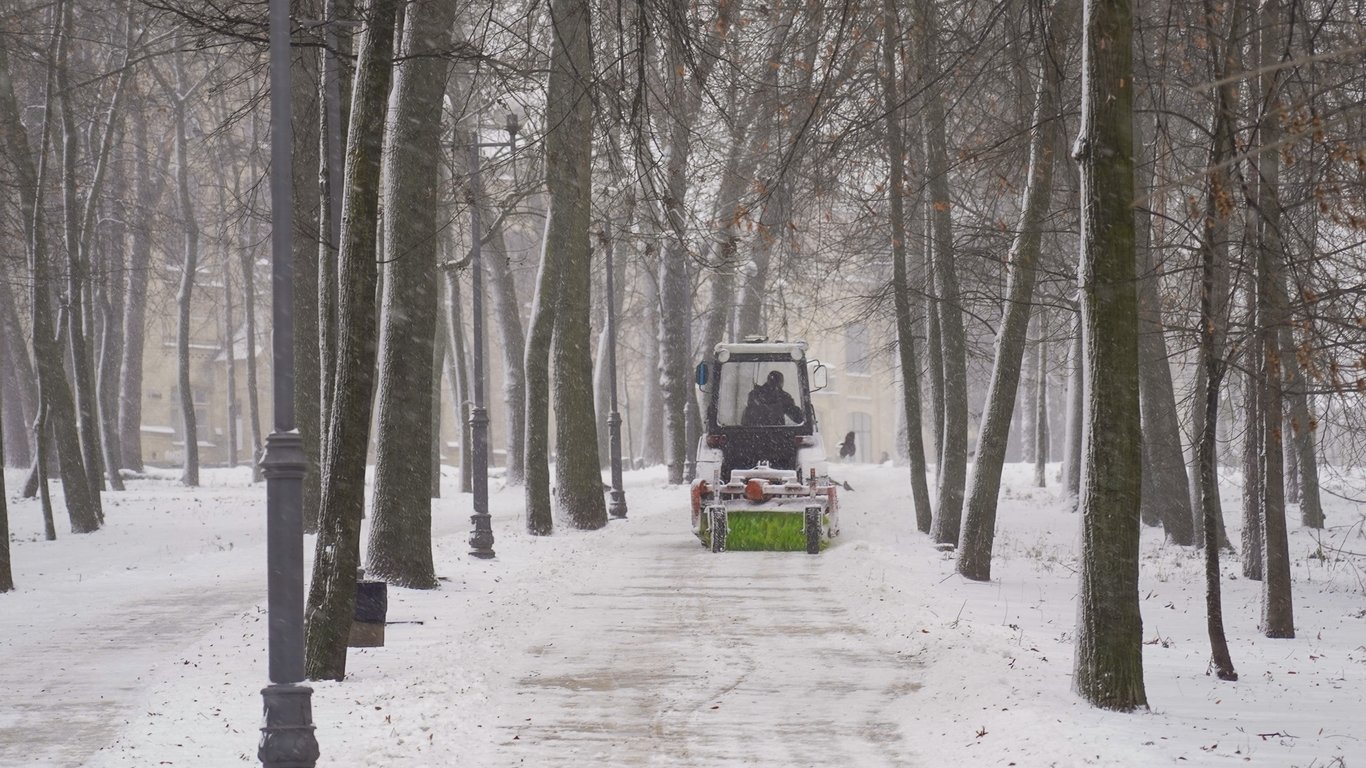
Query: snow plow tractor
[{"left": 690, "top": 339, "right": 839, "bottom": 554}]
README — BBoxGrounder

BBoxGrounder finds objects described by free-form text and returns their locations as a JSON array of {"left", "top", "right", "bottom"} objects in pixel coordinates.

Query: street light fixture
[
  {"left": 258, "top": 1, "right": 319, "bottom": 766},
  {"left": 467, "top": 112, "right": 519, "bottom": 559}
]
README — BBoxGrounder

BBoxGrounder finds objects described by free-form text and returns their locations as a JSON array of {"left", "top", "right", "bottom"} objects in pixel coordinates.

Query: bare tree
[
  {"left": 304, "top": 0, "right": 398, "bottom": 681},
  {"left": 959, "top": 3, "right": 1071, "bottom": 579},
  {"left": 367, "top": 0, "right": 456, "bottom": 588},
  {"left": 880, "top": 0, "right": 932, "bottom": 534},
  {"left": 918, "top": 0, "right": 970, "bottom": 549},
  {"left": 1072, "top": 0, "right": 1147, "bottom": 712},
  {"left": 0, "top": 11, "right": 101, "bottom": 532}
]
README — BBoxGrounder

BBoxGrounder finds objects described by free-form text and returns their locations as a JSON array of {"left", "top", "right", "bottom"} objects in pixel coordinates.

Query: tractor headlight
[
  {"left": 789, "top": 347, "right": 802, "bottom": 361},
  {"left": 717, "top": 348, "right": 731, "bottom": 362}
]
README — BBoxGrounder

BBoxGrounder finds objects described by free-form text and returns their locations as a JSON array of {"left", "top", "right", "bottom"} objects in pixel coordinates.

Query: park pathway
[{"left": 485, "top": 523, "right": 924, "bottom": 767}]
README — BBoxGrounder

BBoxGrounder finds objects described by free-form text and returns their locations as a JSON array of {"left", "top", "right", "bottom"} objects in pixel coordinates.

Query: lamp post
[
  {"left": 467, "top": 112, "right": 519, "bottom": 559},
  {"left": 605, "top": 222, "right": 628, "bottom": 519},
  {"left": 258, "top": 0, "right": 319, "bottom": 766}
]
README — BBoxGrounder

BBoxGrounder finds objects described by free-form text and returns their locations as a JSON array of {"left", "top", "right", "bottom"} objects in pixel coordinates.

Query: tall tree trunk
[
  {"left": 239, "top": 197, "right": 265, "bottom": 483},
  {"left": 657, "top": 0, "right": 734, "bottom": 486},
  {"left": 167, "top": 60, "right": 200, "bottom": 487},
  {"left": 959, "top": 41, "right": 1066, "bottom": 579},
  {"left": 0, "top": 12, "right": 101, "bottom": 532},
  {"left": 923, "top": 219, "right": 945, "bottom": 475},
  {"left": 293, "top": 0, "right": 324, "bottom": 532},
  {"left": 1134, "top": 119, "right": 1193, "bottom": 543},
  {"left": 0, "top": 395, "right": 11, "bottom": 590},
  {"left": 367, "top": 0, "right": 453, "bottom": 588},
  {"left": 223, "top": 240, "right": 239, "bottom": 468},
  {"left": 304, "top": 0, "right": 398, "bottom": 681},
  {"left": 55, "top": 1, "right": 105, "bottom": 494},
  {"left": 880, "top": 0, "right": 933, "bottom": 533},
  {"left": 95, "top": 197, "right": 126, "bottom": 490},
  {"left": 920, "top": 0, "right": 970, "bottom": 549},
  {"left": 444, "top": 266, "right": 473, "bottom": 494},
  {"left": 638, "top": 241, "right": 665, "bottom": 467},
  {"left": 118, "top": 100, "right": 157, "bottom": 473},
  {"left": 1021, "top": 326, "right": 1039, "bottom": 465},
  {"left": 1196, "top": 0, "right": 1241, "bottom": 681},
  {"left": 1279, "top": 326, "right": 1322, "bottom": 527},
  {"left": 430, "top": 321, "right": 443, "bottom": 498},
  {"left": 1254, "top": 0, "right": 1293, "bottom": 639},
  {"left": 1061, "top": 305, "right": 1083, "bottom": 497},
  {"left": 483, "top": 201, "right": 526, "bottom": 486},
  {"left": 548, "top": 0, "right": 606, "bottom": 529},
  {"left": 524, "top": 218, "right": 560, "bottom": 534},
  {"left": 1034, "top": 335, "right": 1049, "bottom": 488},
  {"left": 1187, "top": 52, "right": 1234, "bottom": 545},
  {"left": 1072, "top": 0, "right": 1147, "bottom": 711},
  {"left": 0, "top": 281, "right": 37, "bottom": 468}
]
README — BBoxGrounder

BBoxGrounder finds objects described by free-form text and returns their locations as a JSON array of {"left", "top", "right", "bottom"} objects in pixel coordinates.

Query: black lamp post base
[
  {"left": 259, "top": 683, "right": 319, "bottom": 768},
  {"left": 469, "top": 514, "right": 495, "bottom": 558},
  {"left": 608, "top": 491, "right": 628, "bottom": 519}
]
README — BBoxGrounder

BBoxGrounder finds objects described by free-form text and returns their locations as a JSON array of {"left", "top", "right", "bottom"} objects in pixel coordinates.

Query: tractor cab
[
  {"left": 691, "top": 339, "right": 838, "bottom": 553},
  {"left": 694, "top": 340, "right": 826, "bottom": 484}
]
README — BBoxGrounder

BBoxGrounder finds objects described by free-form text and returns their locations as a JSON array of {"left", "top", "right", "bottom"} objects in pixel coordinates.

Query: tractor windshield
[{"left": 716, "top": 360, "right": 805, "bottom": 427}]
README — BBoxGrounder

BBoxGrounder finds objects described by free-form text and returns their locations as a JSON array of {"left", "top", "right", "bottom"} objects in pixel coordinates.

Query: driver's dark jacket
[{"left": 741, "top": 384, "right": 803, "bottom": 426}]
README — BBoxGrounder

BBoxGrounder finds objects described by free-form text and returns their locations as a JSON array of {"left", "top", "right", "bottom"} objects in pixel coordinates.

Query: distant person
[
  {"left": 839, "top": 431, "right": 856, "bottom": 459},
  {"left": 742, "top": 370, "right": 804, "bottom": 426}
]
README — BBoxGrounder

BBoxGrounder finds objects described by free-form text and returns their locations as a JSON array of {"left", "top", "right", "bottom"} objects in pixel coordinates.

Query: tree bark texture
[
  {"left": 880, "top": 0, "right": 933, "bottom": 534},
  {"left": 959, "top": 47, "right": 1065, "bottom": 579},
  {"left": 1033, "top": 336, "right": 1049, "bottom": 488},
  {"left": 1133, "top": 126, "right": 1193, "bottom": 543},
  {"left": 1278, "top": 325, "right": 1322, "bottom": 528},
  {"left": 638, "top": 241, "right": 665, "bottom": 467},
  {"left": 168, "top": 62, "right": 200, "bottom": 488},
  {"left": 548, "top": 0, "right": 607, "bottom": 529},
  {"left": 118, "top": 99, "right": 159, "bottom": 472},
  {"left": 0, "top": 281, "right": 37, "bottom": 468},
  {"left": 1061, "top": 307, "right": 1083, "bottom": 497},
  {"left": 1, "top": 399, "right": 12, "bottom": 591},
  {"left": 304, "top": 0, "right": 398, "bottom": 681},
  {"left": 523, "top": 212, "right": 558, "bottom": 533},
  {"left": 1196, "top": 0, "right": 1241, "bottom": 679},
  {"left": 1254, "top": 0, "right": 1293, "bottom": 638},
  {"left": 482, "top": 201, "right": 527, "bottom": 486},
  {"left": 920, "top": 0, "right": 969, "bottom": 549},
  {"left": 56, "top": 1, "right": 105, "bottom": 495},
  {"left": 1071, "top": 0, "right": 1148, "bottom": 712},
  {"left": 292, "top": 2, "right": 324, "bottom": 531},
  {"left": 0, "top": 21, "right": 101, "bottom": 532},
  {"left": 367, "top": 0, "right": 454, "bottom": 589}
]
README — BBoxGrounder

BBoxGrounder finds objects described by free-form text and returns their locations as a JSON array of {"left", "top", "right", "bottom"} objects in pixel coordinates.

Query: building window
[
  {"left": 846, "top": 323, "right": 870, "bottom": 375},
  {"left": 849, "top": 411, "right": 872, "bottom": 463}
]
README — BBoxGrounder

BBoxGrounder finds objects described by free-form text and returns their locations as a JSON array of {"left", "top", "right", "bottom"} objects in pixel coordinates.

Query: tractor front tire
[
  {"left": 709, "top": 507, "right": 728, "bottom": 553},
  {"left": 805, "top": 506, "right": 823, "bottom": 554}
]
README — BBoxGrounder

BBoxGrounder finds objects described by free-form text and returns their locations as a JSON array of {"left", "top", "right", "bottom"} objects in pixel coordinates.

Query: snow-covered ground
[{"left": 1, "top": 462, "right": 1362, "bottom": 767}]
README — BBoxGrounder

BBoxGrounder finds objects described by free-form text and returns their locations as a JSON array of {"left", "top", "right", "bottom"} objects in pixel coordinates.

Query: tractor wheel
[
  {"left": 805, "top": 506, "right": 823, "bottom": 554},
  {"left": 709, "top": 508, "right": 728, "bottom": 553}
]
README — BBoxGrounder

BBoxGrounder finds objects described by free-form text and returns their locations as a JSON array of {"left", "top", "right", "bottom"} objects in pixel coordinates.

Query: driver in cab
[{"left": 741, "top": 370, "right": 804, "bottom": 426}]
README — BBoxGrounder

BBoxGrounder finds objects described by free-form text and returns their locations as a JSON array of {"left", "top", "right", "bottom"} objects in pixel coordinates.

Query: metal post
[
  {"left": 466, "top": 138, "right": 494, "bottom": 558},
  {"left": 259, "top": 1, "right": 319, "bottom": 766},
  {"left": 606, "top": 227, "right": 628, "bottom": 519},
  {"left": 464, "top": 115, "right": 518, "bottom": 556}
]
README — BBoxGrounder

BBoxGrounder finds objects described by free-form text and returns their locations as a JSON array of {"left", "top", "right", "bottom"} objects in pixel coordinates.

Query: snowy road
[
  {"left": 0, "top": 471, "right": 268, "bottom": 768},
  {"left": 4, "top": 464, "right": 1360, "bottom": 767},
  {"left": 488, "top": 526, "right": 923, "bottom": 767}
]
